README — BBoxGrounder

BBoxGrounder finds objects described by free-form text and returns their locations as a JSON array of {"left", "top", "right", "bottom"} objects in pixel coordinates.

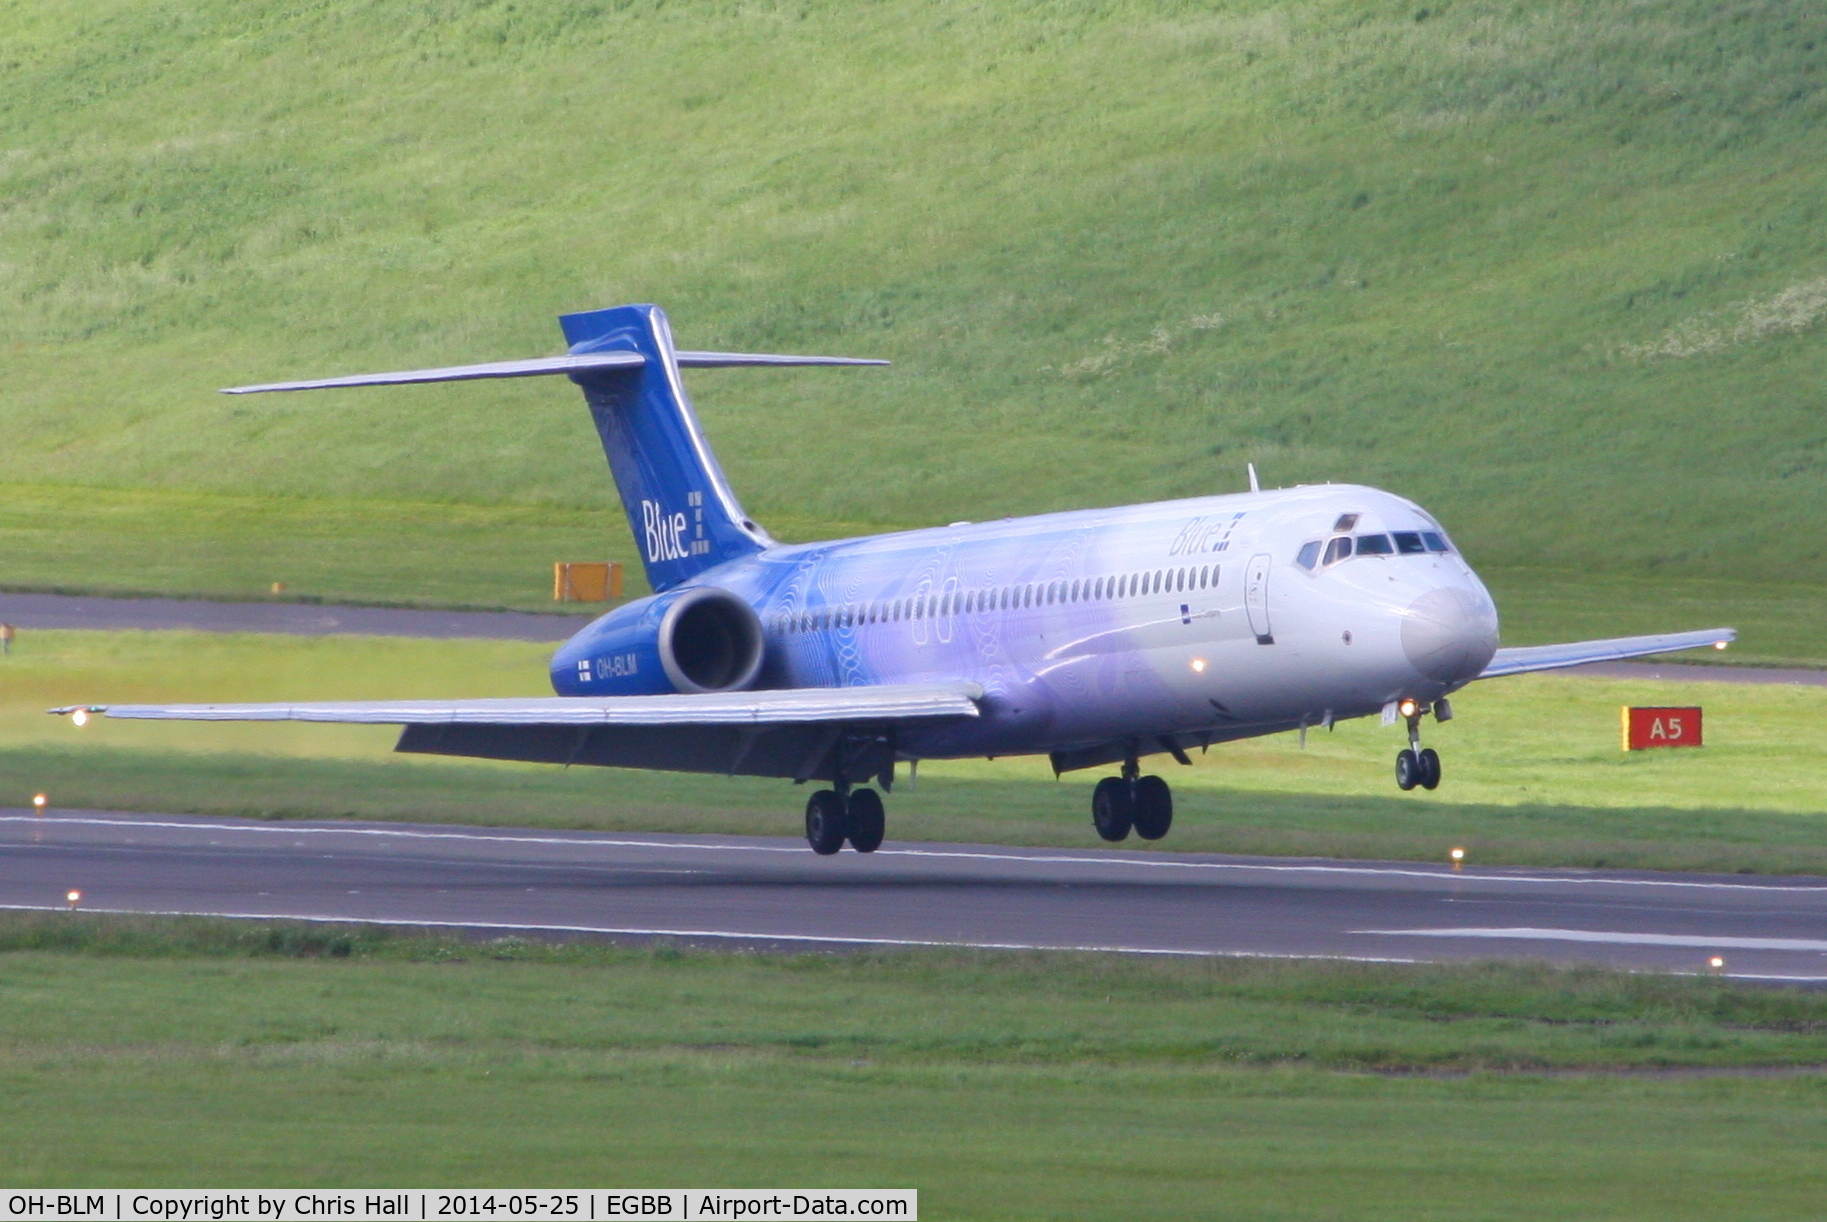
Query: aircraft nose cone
[{"left": 1401, "top": 587, "right": 1498, "bottom": 685}]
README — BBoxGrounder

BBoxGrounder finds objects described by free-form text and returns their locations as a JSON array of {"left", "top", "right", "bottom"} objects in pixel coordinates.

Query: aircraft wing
[
  {"left": 1476, "top": 628, "right": 1736, "bottom": 679},
  {"left": 51, "top": 682, "right": 982, "bottom": 726}
]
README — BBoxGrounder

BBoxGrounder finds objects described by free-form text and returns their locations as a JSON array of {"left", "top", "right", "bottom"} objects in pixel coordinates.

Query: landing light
[
  {"left": 1708, "top": 955, "right": 1726, "bottom": 972},
  {"left": 71, "top": 709, "right": 89, "bottom": 727},
  {"left": 1450, "top": 847, "right": 1465, "bottom": 871},
  {"left": 1398, "top": 698, "right": 1419, "bottom": 718},
  {"left": 65, "top": 890, "right": 81, "bottom": 908},
  {"left": 1714, "top": 641, "right": 1728, "bottom": 651},
  {"left": 32, "top": 793, "right": 46, "bottom": 811},
  {"left": 1191, "top": 658, "right": 1207, "bottom": 673}
]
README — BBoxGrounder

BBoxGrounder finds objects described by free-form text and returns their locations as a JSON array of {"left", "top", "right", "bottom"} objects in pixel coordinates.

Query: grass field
[
  {"left": 4, "top": 630, "right": 1824, "bottom": 871},
  {"left": 1, "top": 913, "right": 1825, "bottom": 1216},
  {"left": 3, "top": 0, "right": 1827, "bottom": 622}
]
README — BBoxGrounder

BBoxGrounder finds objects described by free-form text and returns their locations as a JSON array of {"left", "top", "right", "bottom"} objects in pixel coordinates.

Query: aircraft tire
[
  {"left": 1418, "top": 748, "right": 1442, "bottom": 791},
  {"left": 1131, "top": 775, "right": 1173, "bottom": 840},
  {"left": 805, "top": 790, "right": 849, "bottom": 855},
  {"left": 1091, "top": 777, "right": 1133, "bottom": 842},
  {"left": 847, "top": 787, "right": 886, "bottom": 853},
  {"left": 1395, "top": 749, "right": 1420, "bottom": 791}
]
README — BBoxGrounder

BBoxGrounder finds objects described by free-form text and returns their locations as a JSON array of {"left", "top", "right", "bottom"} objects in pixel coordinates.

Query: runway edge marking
[
  {"left": 0, "top": 901, "right": 1420, "bottom": 963},
  {"left": 5, "top": 814, "right": 1826, "bottom": 894}
]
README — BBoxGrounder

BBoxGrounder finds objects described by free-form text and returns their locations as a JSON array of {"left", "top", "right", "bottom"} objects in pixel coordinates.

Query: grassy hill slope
[{"left": 2, "top": 0, "right": 1824, "bottom": 620}]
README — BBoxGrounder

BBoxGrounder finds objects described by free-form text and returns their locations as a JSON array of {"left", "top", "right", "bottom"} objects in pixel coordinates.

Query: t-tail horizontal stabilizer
[
  {"left": 219, "top": 303, "right": 885, "bottom": 593},
  {"left": 222, "top": 350, "right": 886, "bottom": 394}
]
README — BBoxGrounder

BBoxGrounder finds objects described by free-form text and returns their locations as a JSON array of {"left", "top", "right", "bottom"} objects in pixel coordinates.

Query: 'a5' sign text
[{"left": 1622, "top": 706, "right": 1702, "bottom": 751}]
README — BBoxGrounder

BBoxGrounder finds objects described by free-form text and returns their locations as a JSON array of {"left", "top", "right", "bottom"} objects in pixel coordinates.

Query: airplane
[{"left": 53, "top": 303, "right": 1734, "bottom": 854}]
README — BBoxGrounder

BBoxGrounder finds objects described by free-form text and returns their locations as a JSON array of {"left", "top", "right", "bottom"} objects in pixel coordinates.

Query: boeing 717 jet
[{"left": 55, "top": 304, "right": 1733, "bottom": 853}]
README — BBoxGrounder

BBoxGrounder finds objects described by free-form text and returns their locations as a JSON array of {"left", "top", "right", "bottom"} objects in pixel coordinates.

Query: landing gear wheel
[
  {"left": 1131, "top": 775, "right": 1174, "bottom": 841},
  {"left": 805, "top": 789, "right": 848, "bottom": 855},
  {"left": 1395, "top": 749, "right": 1421, "bottom": 792},
  {"left": 1092, "top": 776, "right": 1134, "bottom": 842},
  {"left": 846, "top": 787, "right": 886, "bottom": 853},
  {"left": 1417, "top": 748, "right": 1442, "bottom": 791}
]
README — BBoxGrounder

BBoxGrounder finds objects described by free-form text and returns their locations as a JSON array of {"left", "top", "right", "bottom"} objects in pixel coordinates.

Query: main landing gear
[
  {"left": 1090, "top": 755, "right": 1173, "bottom": 843},
  {"left": 804, "top": 785, "right": 886, "bottom": 855},
  {"left": 1394, "top": 699, "right": 1443, "bottom": 792}
]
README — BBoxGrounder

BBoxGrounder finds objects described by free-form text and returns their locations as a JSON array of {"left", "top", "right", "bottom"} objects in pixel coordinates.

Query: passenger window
[
  {"left": 1422, "top": 531, "right": 1450, "bottom": 553},
  {"left": 1295, "top": 541, "right": 1321, "bottom": 570},
  {"left": 1355, "top": 534, "right": 1394, "bottom": 556},
  {"left": 1322, "top": 537, "right": 1351, "bottom": 566},
  {"left": 1393, "top": 532, "right": 1426, "bottom": 555}
]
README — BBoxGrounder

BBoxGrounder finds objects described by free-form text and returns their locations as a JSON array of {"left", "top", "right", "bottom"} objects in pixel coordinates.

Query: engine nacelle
[{"left": 549, "top": 586, "right": 765, "bottom": 697}]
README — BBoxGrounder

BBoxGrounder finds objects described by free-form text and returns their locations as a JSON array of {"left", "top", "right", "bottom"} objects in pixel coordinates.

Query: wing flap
[
  {"left": 53, "top": 682, "right": 983, "bottom": 726},
  {"left": 1478, "top": 628, "right": 1736, "bottom": 679}
]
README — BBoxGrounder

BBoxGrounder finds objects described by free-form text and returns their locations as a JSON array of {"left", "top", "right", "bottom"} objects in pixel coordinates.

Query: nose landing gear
[
  {"left": 1091, "top": 755, "right": 1174, "bottom": 842},
  {"left": 1394, "top": 701, "right": 1443, "bottom": 791}
]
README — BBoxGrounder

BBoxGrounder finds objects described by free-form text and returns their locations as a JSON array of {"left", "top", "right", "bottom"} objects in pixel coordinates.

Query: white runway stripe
[
  {"left": 0, "top": 903, "right": 1418, "bottom": 963},
  {"left": 6, "top": 814, "right": 1825, "bottom": 894},
  {"left": 1354, "top": 927, "right": 1827, "bottom": 952}
]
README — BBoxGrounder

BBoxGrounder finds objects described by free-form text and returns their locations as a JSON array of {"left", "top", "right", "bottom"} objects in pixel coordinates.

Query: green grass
[
  {"left": 2, "top": 913, "right": 1826, "bottom": 1215},
  {"left": 3, "top": 0, "right": 1827, "bottom": 634},
  {"left": 4, "top": 630, "right": 1825, "bottom": 871}
]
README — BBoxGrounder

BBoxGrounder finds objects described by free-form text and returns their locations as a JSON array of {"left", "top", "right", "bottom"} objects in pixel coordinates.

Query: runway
[{"left": 4, "top": 809, "right": 1824, "bottom": 982}]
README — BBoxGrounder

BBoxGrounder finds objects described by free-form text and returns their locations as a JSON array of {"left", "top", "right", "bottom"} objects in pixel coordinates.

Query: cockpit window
[
  {"left": 1422, "top": 531, "right": 1450, "bottom": 553},
  {"left": 1332, "top": 513, "right": 1359, "bottom": 532},
  {"left": 1354, "top": 533, "right": 1394, "bottom": 556},
  {"left": 1393, "top": 531, "right": 1427, "bottom": 555},
  {"left": 1322, "top": 536, "right": 1352, "bottom": 566},
  {"left": 1295, "top": 541, "right": 1321, "bottom": 571}
]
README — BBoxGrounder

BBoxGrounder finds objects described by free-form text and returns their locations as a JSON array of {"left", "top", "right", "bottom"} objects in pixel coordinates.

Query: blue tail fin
[{"left": 559, "top": 304, "right": 771, "bottom": 592}]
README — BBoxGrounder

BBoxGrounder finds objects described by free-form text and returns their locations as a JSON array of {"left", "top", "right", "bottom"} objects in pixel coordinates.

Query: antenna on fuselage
[{"left": 1247, "top": 462, "right": 1261, "bottom": 493}]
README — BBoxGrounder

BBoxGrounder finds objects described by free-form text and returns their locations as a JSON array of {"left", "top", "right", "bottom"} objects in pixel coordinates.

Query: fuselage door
[{"left": 1245, "top": 553, "right": 1274, "bottom": 645}]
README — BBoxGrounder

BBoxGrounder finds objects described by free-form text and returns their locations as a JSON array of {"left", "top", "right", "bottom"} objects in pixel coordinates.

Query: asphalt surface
[
  {"left": 4, "top": 809, "right": 1824, "bottom": 981},
  {"left": 0, "top": 592, "right": 585, "bottom": 641}
]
